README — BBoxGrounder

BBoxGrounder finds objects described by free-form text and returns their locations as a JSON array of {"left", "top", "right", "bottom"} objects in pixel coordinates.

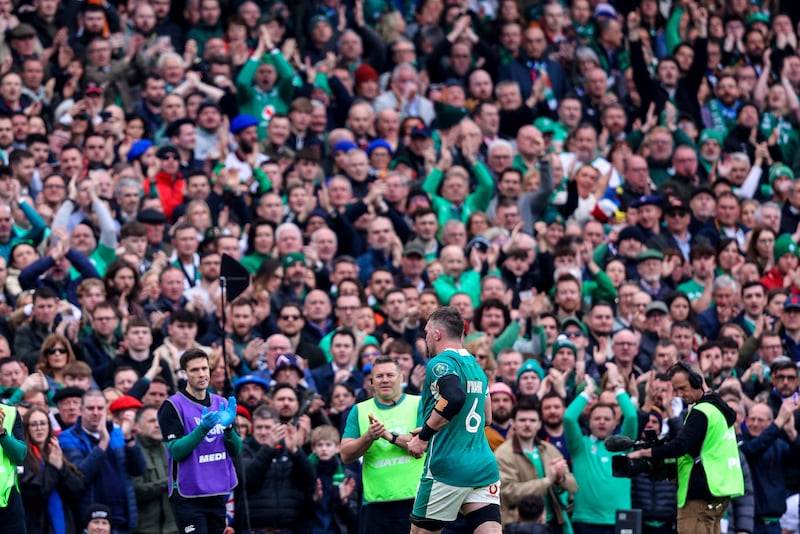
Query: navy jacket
[
  {"left": 741, "top": 424, "right": 800, "bottom": 518},
  {"left": 59, "top": 418, "right": 146, "bottom": 529},
  {"left": 497, "top": 55, "right": 571, "bottom": 102}
]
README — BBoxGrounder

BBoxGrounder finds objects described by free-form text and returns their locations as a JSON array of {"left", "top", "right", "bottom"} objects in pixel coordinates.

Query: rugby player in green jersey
[{"left": 407, "top": 307, "right": 502, "bottom": 534}]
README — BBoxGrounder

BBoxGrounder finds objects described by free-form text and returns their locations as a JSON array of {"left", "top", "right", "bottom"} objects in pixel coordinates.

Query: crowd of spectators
[{"left": 0, "top": 0, "right": 800, "bottom": 531}]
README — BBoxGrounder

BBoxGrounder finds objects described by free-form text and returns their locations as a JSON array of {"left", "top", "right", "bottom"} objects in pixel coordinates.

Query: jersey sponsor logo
[
  {"left": 467, "top": 380, "right": 483, "bottom": 394},
  {"left": 193, "top": 417, "right": 224, "bottom": 442},
  {"left": 198, "top": 452, "right": 227, "bottom": 464},
  {"left": 432, "top": 363, "right": 449, "bottom": 377},
  {"left": 374, "top": 456, "right": 414, "bottom": 468}
]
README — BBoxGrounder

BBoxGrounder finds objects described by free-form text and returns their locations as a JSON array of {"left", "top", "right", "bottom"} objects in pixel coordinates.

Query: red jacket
[
  {"left": 144, "top": 172, "right": 185, "bottom": 222},
  {"left": 760, "top": 267, "right": 800, "bottom": 294}
]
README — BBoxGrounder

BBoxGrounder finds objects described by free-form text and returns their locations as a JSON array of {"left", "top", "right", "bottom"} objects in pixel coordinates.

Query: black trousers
[
  {"left": 0, "top": 489, "right": 27, "bottom": 534},
  {"left": 359, "top": 499, "right": 414, "bottom": 534},
  {"left": 170, "top": 494, "right": 227, "bottom": 534}
]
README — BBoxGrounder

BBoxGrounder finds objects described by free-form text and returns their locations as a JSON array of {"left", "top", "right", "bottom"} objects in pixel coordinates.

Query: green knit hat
[
  {"left": 551, "top": 334, "right": 577, "bottom": 358},
  {"left": 517, "top": 359, "right": 545, "bottom": 383},
  {"left": 434, "top": 102, "right": 468, "bottom": 130},
  {"left": 774, "top": 234, "right": 800, "bottom": 261},
  {"left": 769, "top": 163, "right": 793, "bottom": 186},
  {"left": 698, "top": 129, "right": 724, "bottom": 146}
]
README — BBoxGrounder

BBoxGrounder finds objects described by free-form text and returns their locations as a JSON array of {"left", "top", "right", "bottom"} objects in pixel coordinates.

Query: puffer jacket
[
  {"left": 236, "top": 437, "right": 316, "bottom": 533},
  {"left": 727, "top": 448, "right": 755, "bottom": 534},
  {"left": 631, "top": 474, "right": 677, "bottom": 521}
]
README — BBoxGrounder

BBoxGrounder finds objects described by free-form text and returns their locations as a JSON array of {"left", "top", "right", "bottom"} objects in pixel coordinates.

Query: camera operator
[
  {"left": 627, "top": 361, "right": 743, "bottom": 533},
  {"left": 630, "top": 407, "right": 677, "bottom": 534}
]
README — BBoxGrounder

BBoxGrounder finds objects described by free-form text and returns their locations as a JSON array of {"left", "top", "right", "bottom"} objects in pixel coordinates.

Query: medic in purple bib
[{"left": 158, "top": 348, "right": 243, "bottom": 534}]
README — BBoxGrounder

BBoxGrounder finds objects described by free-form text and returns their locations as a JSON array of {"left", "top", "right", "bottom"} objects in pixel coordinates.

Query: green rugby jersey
[{"left": 419, "top": 348, "right": 499, "bottom": 487}]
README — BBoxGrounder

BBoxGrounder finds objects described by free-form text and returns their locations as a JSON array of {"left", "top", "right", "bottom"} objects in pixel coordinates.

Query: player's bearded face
[{"left": 425, "top": 329, "right": 435, "bottom": 357}]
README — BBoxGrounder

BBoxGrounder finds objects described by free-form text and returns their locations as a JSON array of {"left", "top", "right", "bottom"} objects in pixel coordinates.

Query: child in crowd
[{"left": 309, "top": 424, "right": 360, "bottom": 534}]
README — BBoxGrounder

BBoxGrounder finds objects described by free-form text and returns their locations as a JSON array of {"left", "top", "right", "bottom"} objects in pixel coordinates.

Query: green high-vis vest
[
  {"left": 676, "top": 402, "right": 744, "bottom": 508},
  {"left": 356, "top": 394, "right": 424, "bottom": 503},
  {"left": 0, "top": 405, "right": 18, "bottom": 506}
]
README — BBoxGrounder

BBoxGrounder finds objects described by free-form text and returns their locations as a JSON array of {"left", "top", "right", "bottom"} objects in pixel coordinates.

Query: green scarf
[
  {"left": 308, "top": 452, "right": 346, "bottom": 486},
  {"left": 707, "top": 99, "right": 739, "bottom": 137}
]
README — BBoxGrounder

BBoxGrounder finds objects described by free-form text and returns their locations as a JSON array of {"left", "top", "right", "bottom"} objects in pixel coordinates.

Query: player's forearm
[{"left": 424, "top": 410, "right": 449, "bottom": 432}]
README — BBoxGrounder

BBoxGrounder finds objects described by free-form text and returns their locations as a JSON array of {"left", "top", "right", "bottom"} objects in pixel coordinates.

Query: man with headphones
[{"left": 628, "top": 361, "right": 744, "bottom": 533}]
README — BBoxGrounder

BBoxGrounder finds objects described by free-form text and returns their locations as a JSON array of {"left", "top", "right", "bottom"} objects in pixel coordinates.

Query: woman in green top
[
  {"left": 241, "top": 219, "right": 276, "bottom": 274},
  {"left": 716, "top": 238, "right": 742, "bottom": 278}
]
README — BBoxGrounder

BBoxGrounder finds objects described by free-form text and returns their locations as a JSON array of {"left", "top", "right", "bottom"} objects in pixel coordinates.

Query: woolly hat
[
  {"left": 517, "top": 359, "right": 545, "bottom": 383},
  {"left": 551, "top": 334, "right": 577, "bottom": 357},
  {"left": 774, "top": 233, "right": 800, "bottom": 261}
]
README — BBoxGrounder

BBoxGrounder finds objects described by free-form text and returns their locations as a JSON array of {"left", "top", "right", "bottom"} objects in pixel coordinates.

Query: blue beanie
[{"left": 127, "top": 139, "right": 153, "bottom": 162}]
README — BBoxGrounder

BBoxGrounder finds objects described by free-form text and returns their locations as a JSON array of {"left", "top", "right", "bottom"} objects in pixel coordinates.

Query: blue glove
[
  {"left": 201, "top": 407, "right": 220, "bottom": 431},
  {"left": 218, "top": 396, "right": 237, "bottom": 428}
]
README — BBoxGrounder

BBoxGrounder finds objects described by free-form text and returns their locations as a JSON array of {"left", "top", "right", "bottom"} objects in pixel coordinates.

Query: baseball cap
[
  {"left": 403, "top": 242, "right": 425, "bottom": 257},
  {"left": 409, "top": 123, "right": 431, "bottom": 139},
  {"left": 645, "top": 301, "right": 669, "bottom": 316},
  {"left": 136, "top": 209, "right": 168, "bottom": 225},
  {"left": 630, "top": 194, "right": 663, "bottom": 209},
  {"left": 784, "top": 295, "right": 800, "bottom": 311},
  {"left": 560, "top": 317, "right": 588, "bottom": 337}
]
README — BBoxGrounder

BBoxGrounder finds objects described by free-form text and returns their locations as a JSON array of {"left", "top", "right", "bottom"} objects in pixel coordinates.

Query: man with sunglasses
[
  {"left": 277, "top": 302, "right": 326, "bottom": 370},
  {"left": 143, "top": 145, "right": 185, "bottom": 222}
]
